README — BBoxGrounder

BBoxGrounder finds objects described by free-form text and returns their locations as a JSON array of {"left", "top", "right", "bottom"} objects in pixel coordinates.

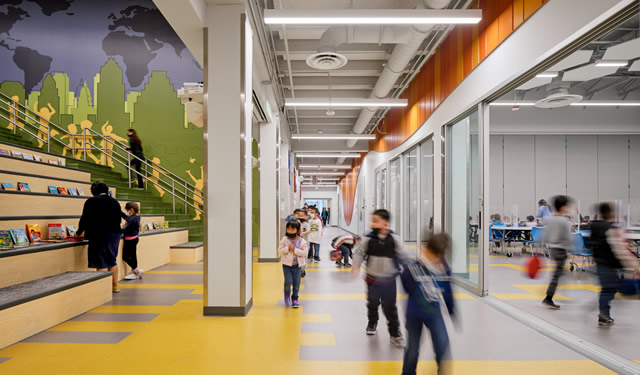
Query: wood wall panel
[{"left": 340, "top": 0, "right": 547, "bottom": 225}]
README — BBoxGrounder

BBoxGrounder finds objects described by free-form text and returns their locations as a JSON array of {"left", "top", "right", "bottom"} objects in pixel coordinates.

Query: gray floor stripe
[
  {"left": 481, "top": 296, "right": 640, "bottom": 375},
  {"left": 70, "top": 313, "right": 159, "bottom": 322},
  {"left": 21, "top": 331, "right": 132, "bottom": 344},
  {"left": 0, "top": 358, "right": 10, "bottom": 365}
]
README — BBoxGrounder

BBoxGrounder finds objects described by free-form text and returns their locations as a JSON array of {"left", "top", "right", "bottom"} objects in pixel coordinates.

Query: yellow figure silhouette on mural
[
  {"left": 186, "top": 164, "right": 203, "bottom": 221},
  {"left": 75, "top": 120, "right": 100, "bottom": 163},
  {"left": 60, "top": 123, "right": 81, "bottom": 157},
  {"left": 100, "top": 121, "right": 127, "bottom": 168},
  {"left": 33, "top": 101, "right": 59, "bottom": 148},
  {"left": 7, "top": 96, "right": 25, "bottom": 131},
  {"left": 147, "top": 157, "right": 167, "bottom": 197}
]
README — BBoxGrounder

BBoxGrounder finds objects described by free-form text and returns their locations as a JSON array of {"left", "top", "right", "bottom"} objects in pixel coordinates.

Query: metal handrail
[{"left": 0, "top": 92, "right": 204, "bottom": 214}]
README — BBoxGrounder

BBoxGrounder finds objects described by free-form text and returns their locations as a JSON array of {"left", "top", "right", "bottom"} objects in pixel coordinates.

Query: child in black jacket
[{"left": 123, "top": 202, "right": 143, "bottom": 280}]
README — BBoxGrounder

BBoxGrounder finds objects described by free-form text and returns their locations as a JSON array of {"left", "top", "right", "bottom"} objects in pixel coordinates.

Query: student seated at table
[
  {"left": 525, "top": 216, "right": 537, "bottom": 228},
  {"left": 492, "top": 214, "right": 505, "bottom": 227},
  {"left": 503, "top": 216, "right": 513, "bottom": 227},
  {"left": 580, "top": 215, "right": 592, "bottom": 230}
]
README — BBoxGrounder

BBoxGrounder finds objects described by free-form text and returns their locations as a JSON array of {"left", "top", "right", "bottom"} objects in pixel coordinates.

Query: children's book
[
  {"left": 9, "top": 228, "right": 30, "bottom": 246},
  {"left": 107, "top": 190, "right": 113, "bottom": 197},
  {"left": 26, "top": 224, "right": 42, "bottom": 243},
  {"left": 153, "top": 222, "right": 160, "bottom": 230},
  {"left": 33, "top": 155, "right": 42, "bottom": 162},
  {"left": 48, "top": 159, "right": 59, "bottom": 165},
  {"left": 11, "top": 150, "right": 22, "bottom": 157},
  {"left": 57, "top": 187, "right": 69, "bottom": 195},
  {"left": 58, "top": 158, "right": 66, "bottom": 167},
  {"left": 66, "top": 225, "right": 78, "bottom": 237},
  {"left": 48, "top": 224, "right": 67, "bottom": 240},
  {"left": 17, "top": 182, "right": 31, "bottom": 192},
  {"left": 48, "top": 186, "right": 58, "bottom": 194},
  {"left": 22, "top": 153, "right": 34, "bottom": 161},
  {"left": 162, "top": 221, "right": 169, "bottom": 229},
  {"left": 0, "top": 230, "right": 13, "bottom": 248},
  {"left": 141, "top": 222, "right": 150, "bottom": 232},
  {"left": 0, "top": 149, "right": 9, "bottom": 156},
  {"left": 1, "top": 182, "right": 16, "bottom": 191},
  {"left": 67, "top": 187, "right": 78, "bottom": 196},
  {"left": 76, "top": 187, "right": 85, "bottom": 196}
]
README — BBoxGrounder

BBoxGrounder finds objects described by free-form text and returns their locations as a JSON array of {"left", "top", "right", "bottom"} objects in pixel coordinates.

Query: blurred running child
[
  {"left": 542, "top": 195, "right": 573, "bottom": 310},
  {"left": 352, "top": 209, "right": 407, "bottom": 347},
  {"left": 591, "top": 202, "right": 638, "bottom": 326},
  {"left": 278, "top": 220, "right": 308, "bottom": 308},
  {"left": 401, "top": 233, "right": 456, "bottom": 375},
  {"left": 123, "top": 202, "right": 143, "bottom": 280},
  {"left": 308, "top": 208, "right": 324, "bottom": 262},
  {"left": 321, "top": 208, "right": 329, "bottom": 226}
]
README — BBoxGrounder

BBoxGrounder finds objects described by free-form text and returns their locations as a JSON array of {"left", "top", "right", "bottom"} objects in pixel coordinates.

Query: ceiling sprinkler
[{"left": 326, "top": 108, "right": 335, "bottom": 116}]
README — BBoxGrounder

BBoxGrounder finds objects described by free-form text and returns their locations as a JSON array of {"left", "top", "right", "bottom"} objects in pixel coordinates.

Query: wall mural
[{"left": 0, "top": 0, "right": 204, "bottom": 220}]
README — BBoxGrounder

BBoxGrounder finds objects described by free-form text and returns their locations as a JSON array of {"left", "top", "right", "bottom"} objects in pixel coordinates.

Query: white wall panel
[
  {"left": 503, "top": 136, "right": 535, "bottom": 220},
  {"left": 489, "top": 136, "right": 504, "bottom": 216},
  {"left": 628, "top": 136, "right": 640, "bottom": 224},
  {"left": 535, "top": 135, "right": 567, "bottom": 206},
  {"left": 566, "top": 136, "right": 598, "bottom": 216},
  {"left": 598, "top": 136, "right": 629, "bottom": 207}
]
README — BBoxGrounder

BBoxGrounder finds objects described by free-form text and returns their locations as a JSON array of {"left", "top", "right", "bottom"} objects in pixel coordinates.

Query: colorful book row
[
  {"left": 0, "top": 149, "right": 66, "bottom": 166},
  {"left": 1, "top": 182, "right": 85, "bottom": 196},
  {"left": 0, "top": 224, "right": 80, "bottom": 249}
]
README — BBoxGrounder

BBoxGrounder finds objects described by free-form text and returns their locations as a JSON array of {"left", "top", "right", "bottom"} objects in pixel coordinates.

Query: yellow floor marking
[
  {"left": 300, "top": 293, "right": 472, "bottom": 301},
  {"left": 300, "top": 333, "right": 336, "bottom": 346},
  {"left": 492, "top": 284, "right": 601, "bottom": 300},
  {"left": 117, "top": 283, "right": 204, "bottom": 294},
  {"left": 145, "top": 270, "right": 203, "bottom": 275},
  {"left": 490, "top": 264, "right": 555, "bottom": 272},
  {"left": 301, "top": 313, "right": 332, "bottom": 323},
  {"left": 305, "top": 268, "right": 352, "bottom": 272}
]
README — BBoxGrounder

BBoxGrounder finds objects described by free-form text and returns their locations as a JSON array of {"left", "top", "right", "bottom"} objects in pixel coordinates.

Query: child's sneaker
[
  {"left": 366, "top": 321, "right": 377, "bottom": 335},
  {"left": 542, "top": 297, "right": 560, "bottom": 310},
  {"left": 136, "top": 268, "right": 144, "bottom": 279},
  {"left": 390, "top": 335, "right": 405, "bottom": 348},
  {"left": 598, "top": 314, "right": 614, "bottom": 327},
  {"left": 124, "top": 273, "right": 137, "bottom": 280},
  {"left": 112, "top": 285, "right": 120, "bottom": 293},
  {"left": 292, "top": 300, "right": 300, "bottom": 308},
  {"left": 284, "top": 294, "right": 291, "bottom": 307}
]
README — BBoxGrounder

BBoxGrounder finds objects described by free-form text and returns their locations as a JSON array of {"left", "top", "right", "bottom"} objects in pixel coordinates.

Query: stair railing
[{"left": 0, "top": 92, "right": 203, "bottom": 215}]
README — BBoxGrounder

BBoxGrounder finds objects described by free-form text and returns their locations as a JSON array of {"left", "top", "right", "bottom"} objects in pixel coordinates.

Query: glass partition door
[
  {"left": 389, "top": 158, "right": 401, "bottom": 234},
  {"left": 445, "top": 109, "right": 484, "bottom": 292},
  {"left": 420, "top": 138, "right": 434, "bottom": 247},
  {"left": 403, "top": 148, "right": 418, "bottom": 253}
]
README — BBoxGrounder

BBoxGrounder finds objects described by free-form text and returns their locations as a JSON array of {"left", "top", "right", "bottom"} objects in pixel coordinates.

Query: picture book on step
[
  {"left": 17, "top": 182, "right": 31, "bottom": 192},
  {"left": 9, "top": 228, "right": 30, "bottom": 247},
  {"left": 66, "top": 225, "right": 78, "bottom": 238},
  {"left": 1, "top": 182, "right": 16, "bottom": 191},
  {"left": 26, "top": 224, "right": 42, "bottom": 243},
  {"left": 11, "top": 150, "right": 22, "bottom": 158},
  {"left": 153, "top": 222, "right": 160, "bottom": 230},
  {"left": 0, "top": 230, "right": 13, "bottom": 248},
  {"left": 58, "top": 158, "right": 66, "bottom": 167},
  {"left": 57, "top": 187, "right": 69, "bottom": 195},
  {"left": 48, "top": 224, "right": 67, "bottom": 240},
  {"left": 48, "top": 186, "right": 58, "bottom": 194},
  {"left": 22, "top": 153, "right": 34, "bottom": 161},
  {"left": 0, "top": 149, "right": 9, "bottom": 156},
  {"left": 67, "top": 187, "right": 78, "bottom": 196},
  {"left": 33, "top": 155, "right": 42, "bottom": 162},
  {"left": 76, "top": 187, "right": 85, "bottom": 196},
  {"left": 162, "top": 221, "right": 169, "bottom": 229},
  {"left": 48, "top": 159, "right": 59, "bottom": 165}
]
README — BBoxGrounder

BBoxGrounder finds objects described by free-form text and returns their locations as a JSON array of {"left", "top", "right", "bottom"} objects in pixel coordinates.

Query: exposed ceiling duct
[{"left": 345, "top": 0, "right": 451, "bottom": 148}]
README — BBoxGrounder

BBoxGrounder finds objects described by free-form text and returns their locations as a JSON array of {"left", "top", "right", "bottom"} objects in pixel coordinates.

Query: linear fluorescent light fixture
[
  {"left": 285, "top": 98, "right": 407, "bottom": 108},
  {"left": 299, "top": 164, "right": 352, "bottom": 169},
  {"left": 296, "top": 153, "right": 361, "bottom": 158},
  {"left": 292, "top": 134, "right": 376, "bottom": 140},
  {"left": 489, "top": 102, "right": 536, "bottom": 106},
  {"left": 302, "top": 172, "right": 345, "bottom": 176},
  {"left": 595, "top": 60, "right": 627, "bottom": 67},
  {"left": 569, "top": 101, "right": 640, "bottom": 107},
  {"left": 536, "top": 72, "right": 558, "bottom": 78},
  {"left": 264, "top": 9, "right": 482, "bottom": 25}
]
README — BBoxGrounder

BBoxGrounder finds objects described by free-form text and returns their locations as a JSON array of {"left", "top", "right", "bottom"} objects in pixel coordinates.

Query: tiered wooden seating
[
  {"left": 170, "top": 241, "right": 204, "bottom": 263},
  {"left": 0, "top": 151, "right": 193, "bottom": 349}
]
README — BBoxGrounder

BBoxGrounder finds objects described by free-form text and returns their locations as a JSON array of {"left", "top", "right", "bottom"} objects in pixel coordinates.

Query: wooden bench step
[
  {"left": 0, "top": 271, "right": 112, "bottom": 349},
  {"left": 170, "top": 242, "right": 203, "bottom": 263}
]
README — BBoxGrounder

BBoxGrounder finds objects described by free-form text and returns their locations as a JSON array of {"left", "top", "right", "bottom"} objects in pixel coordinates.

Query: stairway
[{"left": 0, "top": 126, "right": 203, "bottom": 242}]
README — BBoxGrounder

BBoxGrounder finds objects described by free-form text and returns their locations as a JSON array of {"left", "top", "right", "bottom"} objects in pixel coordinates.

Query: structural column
[
  {"left": 203, "top": 4, "right": 253, "bottom": 316},
  {"left": 258, "top": 113, "right": 279, "bottom": 261}
]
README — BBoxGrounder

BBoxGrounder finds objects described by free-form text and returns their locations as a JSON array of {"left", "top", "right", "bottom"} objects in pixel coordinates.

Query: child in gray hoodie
[{"left": 542, "top": 195, "right": 573, "bottom": 310}]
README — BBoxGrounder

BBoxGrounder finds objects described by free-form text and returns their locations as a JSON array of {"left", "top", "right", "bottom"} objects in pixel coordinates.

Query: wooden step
[{"left": 170, "top": 241, "right": 204, "bottom": 263}]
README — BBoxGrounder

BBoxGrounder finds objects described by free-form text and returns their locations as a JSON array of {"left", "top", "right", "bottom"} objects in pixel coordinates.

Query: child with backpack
[
  {"left": 401, "top": 233, "right": 456, "bottom": 375},
  {"left": 278, "top": 220, "right": 308, "bottom": 308}
]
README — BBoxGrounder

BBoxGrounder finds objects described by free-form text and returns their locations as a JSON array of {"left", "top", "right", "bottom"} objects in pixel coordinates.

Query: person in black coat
[
  {"left": 126, "top": 129, "right": 145, "bottom": 189},
  {"left": 77, "top": 181, "right": 127, "bottom": 293}
]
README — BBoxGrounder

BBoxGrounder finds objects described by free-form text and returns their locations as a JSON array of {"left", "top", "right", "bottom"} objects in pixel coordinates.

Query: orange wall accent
[{"left": 340, "top": 0, "right": 547, "bottom": 226}]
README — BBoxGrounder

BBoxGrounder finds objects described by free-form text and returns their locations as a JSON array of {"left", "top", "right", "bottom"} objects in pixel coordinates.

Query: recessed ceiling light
[
  {"left": 299, "top": 165, "right": 352, "bottom": 169},
  {"left": 296, "top": 153, "right": 361, "bottom": 158},
  {"left": 595, "top": 60, "right": 627, "bottom": 67},
  {"left": 264, "top": 9, "right": 482, "bottom": 25},
  {"left": 285, "top": 98, "right": 407, "bottom": 108},
  {"left": 292, "top": 134, "right": 376, "bottom": 140},
  {"left": 570, "top": 101, "right": 640, "bottom": 106},
  {"left": 302, "top": 172, "right": 345, "bottom": 176},
  {"left": 536, "top": 72, "right": 558, "bottom": 78},
  {"left": 489, "top": 102, "right": 536, "bottom": 106}
]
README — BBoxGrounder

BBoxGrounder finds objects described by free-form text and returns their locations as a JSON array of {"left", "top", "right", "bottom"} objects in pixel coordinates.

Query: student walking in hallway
[
  {"left": 352, "top": 209, "right": 407, "bottom": 348},
  {"left": 308, "top": 208, "right": 324, "bottom": 263},
  {"left": 542, "top": 195, "right": 573, "bottom": 310},
  {"left": 279, "top": 220, "right": 308, "bottom": 308}
]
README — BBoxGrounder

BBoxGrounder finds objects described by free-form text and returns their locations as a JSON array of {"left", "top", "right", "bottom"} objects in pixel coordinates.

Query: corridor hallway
[{"left": 0, "top": 227, "right": 620, "bottom": 374}]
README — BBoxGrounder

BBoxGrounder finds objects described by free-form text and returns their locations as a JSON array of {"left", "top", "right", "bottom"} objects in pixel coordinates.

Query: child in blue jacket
[{"left": 400, "top": 233, "right": 456, "bottom": 375}]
